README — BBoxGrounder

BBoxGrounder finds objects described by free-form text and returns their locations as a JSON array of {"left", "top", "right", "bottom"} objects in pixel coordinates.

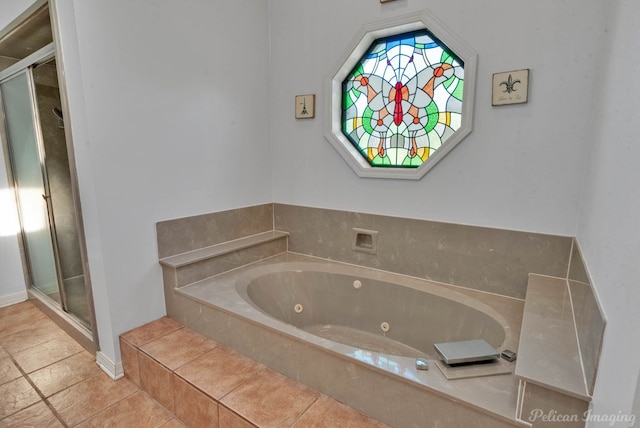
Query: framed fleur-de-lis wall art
[{"left": 492, "top": 69, "right": 529, "bottom": 106}]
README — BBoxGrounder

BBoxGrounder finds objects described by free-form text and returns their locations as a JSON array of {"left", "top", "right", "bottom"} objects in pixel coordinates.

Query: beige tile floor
[
  {"left": 0, "top": 300, "right": 183, "bottom": 427},
  {"left": 1, "top": 300, "right": 388, "bottom": 427}
]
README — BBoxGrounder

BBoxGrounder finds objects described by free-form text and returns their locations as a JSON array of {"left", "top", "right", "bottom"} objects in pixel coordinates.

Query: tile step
[
  {"left": 120, "top": 318, "right": 388, "bottom": 427},
  {"left": 159, "top": 230, "right": 289, "bottom": 269}
]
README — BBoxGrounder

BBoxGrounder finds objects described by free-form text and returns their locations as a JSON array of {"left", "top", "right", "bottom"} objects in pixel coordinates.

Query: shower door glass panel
[
  {"left": 32, "top": 60, "right": 90, "bottom": 327},
  {"left": 1, "top": 71, "right": 60, "bottom": 301}
]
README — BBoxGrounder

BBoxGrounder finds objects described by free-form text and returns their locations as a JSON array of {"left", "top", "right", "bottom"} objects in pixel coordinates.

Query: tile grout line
[
  {"left": 7, "top": 347, "right": 155, "bottom": 427},
  {"left": 136, "top": 336, "right": 323, "bottom": 428},
  {"left": 4, "top": 343, "right": 136, "bottom": 428},
  {"left": 125, "top": 320, "right": 389, "bottom": 427},
  {"left": 288, "top": 394, "right": 321, "bottom": 428},
  {"left": 73, "top": 387, "right": 144, "bottom": 427},
  {"left": 67, "top": 374, "right": 145, "bottom": 427},
  {"left": 217, "top": 403, "right": 259, "bottom": 428},
  {"left": 3, "top": 351, "right": 69, "bottom": 428},
  {"left": 134, "top": 334, "right": 286, "bottom": 428},
  {"left": 1, "top": 305, "right": 176, "bottom": 427},
  {"left": 139, "top": 340, "right": 261, "bottom": 426},
  {"left": 121, "top": 324, "right": 186, "bottom": 350}
]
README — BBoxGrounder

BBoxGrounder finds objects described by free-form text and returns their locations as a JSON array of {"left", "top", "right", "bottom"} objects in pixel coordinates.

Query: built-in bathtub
[
  {"left": 238, "top": 261, "right": 512, "bottom": 359},
  {"left": 169, "top": 252, "right": 527, "bottom": 427}
]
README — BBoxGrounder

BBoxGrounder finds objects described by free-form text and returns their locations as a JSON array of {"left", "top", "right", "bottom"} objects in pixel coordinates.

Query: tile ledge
[
  {"left": 159, "top": 230, "right": 289, "bottom": 268},
  {"left": 515, "top": 274, "right": 590, "bottom": 402}
]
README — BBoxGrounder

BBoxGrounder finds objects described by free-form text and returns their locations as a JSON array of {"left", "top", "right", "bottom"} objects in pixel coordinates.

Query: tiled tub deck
[{"left": 120, "top": 316, "right": 388, "bottom": 427}]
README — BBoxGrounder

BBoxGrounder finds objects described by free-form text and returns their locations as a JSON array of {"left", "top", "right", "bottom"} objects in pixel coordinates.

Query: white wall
[
  {"left": 65, "top": 0, "right": 272, "bottom": 364},
  {"left": 269, "top": 0, "right": 608, "bottom": 236},
  {"left": 576, "top": 1, "right": 640, "bottom": 424}
]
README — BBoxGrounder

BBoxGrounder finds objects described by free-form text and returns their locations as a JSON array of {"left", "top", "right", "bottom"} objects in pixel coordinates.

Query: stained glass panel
[{"left": 342, "top": 29, "right": 464, "bottom": 168}]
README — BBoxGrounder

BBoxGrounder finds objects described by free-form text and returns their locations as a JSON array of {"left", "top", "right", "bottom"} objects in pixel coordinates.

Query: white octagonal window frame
[{"left": 325, "top": 11, "right": 477, "bottom": 180}]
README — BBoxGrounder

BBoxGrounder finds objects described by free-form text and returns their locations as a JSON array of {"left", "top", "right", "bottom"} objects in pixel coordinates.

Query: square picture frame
[
  {"left": 295, "top": 94, "right": 315, "bottom": 119},
  {"left": 492, "top": 69, "right": 529, "bottom": 106}
]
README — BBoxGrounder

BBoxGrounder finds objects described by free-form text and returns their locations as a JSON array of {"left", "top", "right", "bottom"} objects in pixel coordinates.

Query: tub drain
[
  {"left": 353, "top": 280, "right": 362, "bottom": 289},
  {"left": 380, "top": 322, "right": 390, "bottom": 332},
  {"left": 294, "top": 304, "right": 303, "bottom": 314}
]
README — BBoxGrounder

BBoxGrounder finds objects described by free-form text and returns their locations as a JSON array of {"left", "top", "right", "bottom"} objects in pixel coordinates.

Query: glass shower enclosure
[{"left": 0, "top": 45, "right": 94, "bottom": 338}]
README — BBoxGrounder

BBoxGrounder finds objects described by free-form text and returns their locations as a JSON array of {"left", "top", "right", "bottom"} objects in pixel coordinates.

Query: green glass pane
[
  {"left": 362, "top": 106, "right": 375, "bottom": 135},
  {"left": 452, "top": 79, "right": 464, "bottom": 101}
]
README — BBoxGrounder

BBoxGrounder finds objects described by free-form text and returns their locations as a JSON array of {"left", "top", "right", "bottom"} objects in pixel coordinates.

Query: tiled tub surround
[
  {"left": 157, "top": 203, "right": 605, "bottom": 427},
  {"left": 567, "top": 244, "right": 605, "bottom": 396},
  {"left": 514, "top": 274, "right": 604, "bottom": 427},
  {"left": 273, "top": 204, "right": 572, "bottom": 300},
  {"left": 157, "top": 204, "right": 275, "bottom": 259}
]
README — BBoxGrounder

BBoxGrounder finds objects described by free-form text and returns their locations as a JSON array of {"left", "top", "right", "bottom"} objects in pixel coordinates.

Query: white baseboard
[
  {"left": 0, "top": 290, "right": 28, "bottom": 308},
  {"left": 96, "top": 351, "right": 124, "bottom": 380}
]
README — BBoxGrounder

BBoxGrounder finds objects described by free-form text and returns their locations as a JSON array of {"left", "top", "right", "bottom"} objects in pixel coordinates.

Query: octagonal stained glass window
[
  {"left": 326, "top": 12, "right": 476, "bottom": 180},
  {"left": 342, "top": 29, "right": 464, "bottom": 168}
]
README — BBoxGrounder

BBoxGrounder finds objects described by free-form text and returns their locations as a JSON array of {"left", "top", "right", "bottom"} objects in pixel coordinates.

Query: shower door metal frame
[
  {"left": 0, "top": 37, "right": 98, "bottom": 353},
  {"left": 1, "top": 56, "right": 70, "bottom": 313}
]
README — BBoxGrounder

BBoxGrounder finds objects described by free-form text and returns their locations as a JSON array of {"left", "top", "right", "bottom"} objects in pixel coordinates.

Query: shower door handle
[{"left": 40, "top": 189, "right": 68, "bottom": 312}]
